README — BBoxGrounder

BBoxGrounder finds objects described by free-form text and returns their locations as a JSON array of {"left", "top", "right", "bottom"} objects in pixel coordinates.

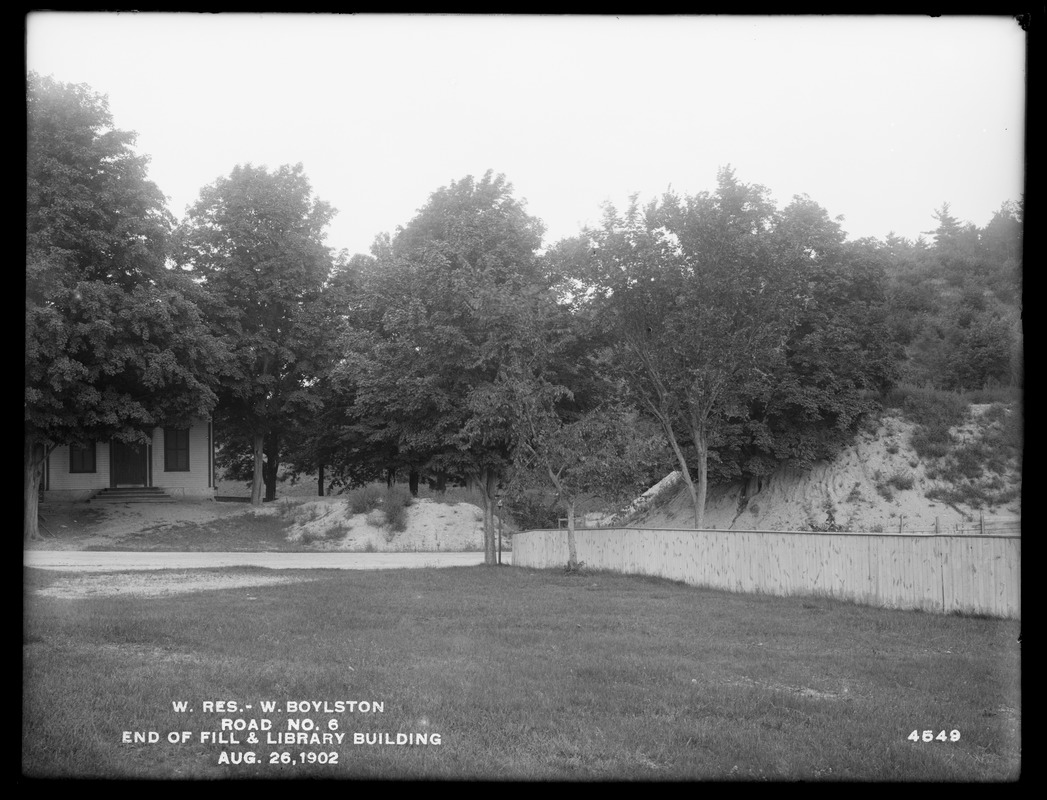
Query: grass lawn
[{"left": 23, "top": 565, "right": 1020, "bottom": 780}]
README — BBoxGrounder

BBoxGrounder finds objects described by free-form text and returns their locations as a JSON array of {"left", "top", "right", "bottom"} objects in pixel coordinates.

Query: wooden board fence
[{"left": 512, "top": 528, "right": 1020, "bottom": 619}]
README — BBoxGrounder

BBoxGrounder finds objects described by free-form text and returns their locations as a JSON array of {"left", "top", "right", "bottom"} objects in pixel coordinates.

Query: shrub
[
  {"left": 981, "top": 402, "right": 1009, "bottom": 426},
  {"left": 952, "top": 445, "right": 985, "bottom": 480},
  {"left": 925, "top": 482, "right": 1020, "bottom": 510},
  {"left": 963, "top": 384, "right": 1021, "bottom": 405},
  {"left": 887, "top": 471, "right": 915, "bottom": 491},
  {"left": 276, "top": 497, "right": 306, "bottom": 518},
  {"left": 384, "top": 485, "right": 414, "bottom": 533},
  {"left": 504, "top": 491, "right": 560, "bottom": 530},
  {"left": 347, "top": 484, "right": 385, "bottom": 516},
  {"left": 300, "top": 526, "right": 325, "bottom": 544},
  {"left": 807, "top": 499, "right": 842, "bottom": 532},
  {"left": 422, "top": 484, "right": 486, "bottom": 511},
  {"left": 294, "top": 504, "right": 323, "bottom": 524},
  {"left": 900, "top": 387, "right": 967, "bottom": 428},
  {"left": 873, "top": 471, "right": 893, "bottom": 501},
  {"left": 324, "top": 523, "right": 348, "bottom": 539},
  {"left": 910, "top": 424, "right": 954, "bottom": 460}
]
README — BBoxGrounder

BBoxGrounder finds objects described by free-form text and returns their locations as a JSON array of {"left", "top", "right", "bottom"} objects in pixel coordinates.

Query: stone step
[
  {"left": 91, "top": 497, "right": 176, "bottom": 503},
  {"left": 90, "top": 488, "right": 175, "bottom": 503}
]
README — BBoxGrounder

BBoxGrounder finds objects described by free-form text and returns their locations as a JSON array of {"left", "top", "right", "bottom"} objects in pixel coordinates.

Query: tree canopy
[
  {"left": 567, "top": 169, "right": 806, "bottom": 527},
  {"left": 338, "top": 171, "right": 551, "bottom": 562},
  {"left": 176, "top": 163, "right": 336, "bottom": 504},
  {"left": 27, "top": 72, "right": 1019, "bottom": 536},
  {"left": 25, "top": 72, "right": 225, "bottom": 539}
]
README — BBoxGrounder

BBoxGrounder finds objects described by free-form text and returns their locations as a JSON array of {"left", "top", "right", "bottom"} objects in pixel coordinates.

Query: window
[
  {"left": 69, "top": 442, "right": 96, "bottom": 473},
  {"left": 164, "top": 428, "right": 190, "bottom": 472}
]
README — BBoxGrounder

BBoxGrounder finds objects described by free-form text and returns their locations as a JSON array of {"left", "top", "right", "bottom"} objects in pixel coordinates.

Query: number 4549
[{"left": 909, "top": 730, "right": 960, "bottom": 742}]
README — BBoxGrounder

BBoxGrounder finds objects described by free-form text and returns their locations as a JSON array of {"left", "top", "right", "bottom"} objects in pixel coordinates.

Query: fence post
[
  {"left": 980, "top": 511, "right": 984, "bottom": 536},
  {"left": 899, "top": 515, "right": 903, "bottom": 534},
  {"left": 935, "top": 516, "right": 940, "bottom": 535}
]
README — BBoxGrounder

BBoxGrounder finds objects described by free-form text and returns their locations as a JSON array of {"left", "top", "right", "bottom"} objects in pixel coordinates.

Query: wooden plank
[{"left": 511, "top": 529, "right": 1019, "bottom": 618}]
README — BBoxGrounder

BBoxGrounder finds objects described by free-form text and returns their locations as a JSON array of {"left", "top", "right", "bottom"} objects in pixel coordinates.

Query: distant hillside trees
[{"left": 884, "top": 200, "right": 1022, "bottom": 390}]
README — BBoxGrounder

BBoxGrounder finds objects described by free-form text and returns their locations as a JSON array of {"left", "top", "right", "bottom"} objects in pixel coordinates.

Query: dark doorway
[{"left": 111, "top": 439, "right": 148, "bottom": 487}]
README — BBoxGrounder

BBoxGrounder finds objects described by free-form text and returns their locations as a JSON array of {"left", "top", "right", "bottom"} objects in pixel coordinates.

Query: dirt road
[{"left": 25, "top": 551, "right": 512, "bottom": 572}]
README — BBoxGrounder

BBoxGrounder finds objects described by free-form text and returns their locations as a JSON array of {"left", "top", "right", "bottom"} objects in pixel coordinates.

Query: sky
[{"left": 26, "top": 13, "right": 1026, "bottom": 258}]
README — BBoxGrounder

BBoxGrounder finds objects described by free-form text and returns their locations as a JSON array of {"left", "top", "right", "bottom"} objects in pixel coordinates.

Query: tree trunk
[
  {"left": 686, "top": 410, "right": 710, "bottom": 530},
  {"left": 547, "top": 466, "right": 579, "bottom": 569},
  {"left": 408, "top": 470, "right": 419, "bottom": 497},
  {"left": 250, "top": 433, "right": 265, "bottom": 506},
  {"left": 263, "top": 430, "right": 279, "bottom": 502},
  {"left": 317, "top": 462, "right": 325, "bottom": 496},
  {"left": 566, "top": 497, "right": 579, "bottom": 570},
  {"left": 472, "top": 467, "right": 499, "bottom": 566},
  {"left": 24, "top": 437, "right": 47, "bottom": 542},
  {"left": 693, "top": 435, "right": 708, "bottom": 530},
  {"left": 648, "top": 406, "right": 701, "bottom": 529}
]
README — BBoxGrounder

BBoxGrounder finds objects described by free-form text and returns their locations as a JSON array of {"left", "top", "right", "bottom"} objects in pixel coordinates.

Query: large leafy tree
[
  {"left": 177, "top": 163, "right": 335, "bottom": 504},
  {"left": 717, "top": 201, "right": 902, "bottom": 484},
  {"left": 578, "top": 168, "right": 804, "bottom": 528},
  {"left": 340, "top": 171, "right": 549, "bottom": 563},
  {"left": 278, "top": 252, "right": 376, "bottom": 495},
  {"left": 26, "top": 73, "right": 225, "bottom": 539}
]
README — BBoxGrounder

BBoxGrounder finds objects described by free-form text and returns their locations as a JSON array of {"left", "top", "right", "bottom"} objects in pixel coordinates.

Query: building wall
[
  {"left": 46, "top": 443, "right": 113, "bottom": 500},
  {"left": 151, "top": 423, "right": 213, "bottom": 498},
  {"left": 44, "top": 420, "right": 213, "bottom": 502}
]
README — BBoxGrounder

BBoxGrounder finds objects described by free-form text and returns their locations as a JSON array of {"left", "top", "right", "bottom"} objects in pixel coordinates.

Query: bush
[
  {"left": 980, "top": 402, "right": 1009, "bottom": 426},
  {"left": 807, "top": 499, "right": 842, "bottom": 532},
  {"left": 504, "top": 490, "right": 560, "bottom": 530},
  {"left": 383, "top": 485, "right": 414, "bottom": 533},
  {"left": 910, "top": 424, "right": 954, "bottom": 460},
  {"left": 887, "top": 471, "right": 915, "bottom": 491},
  {"left": 346, "top": 484, "right": 385, "bottom": 516},
  {"left": 873, "top": 471, "right": 893, "bottom": 501},
  {"left": 925, "top": 481, "right": 1020, "bottom": 510},
  {"left": 952, "top": 445, "right": 986, "bottom": 480},
  {"left": 901, "top": 387, "right": 967, "bottom": 428},
  {"left": 300, "top": 526, "right": 326, "bottom": 544},
  {"left": 276, "top": 497, "right": 306, "bottom": 518},
  {"left": 294, "top": 504, "right": 323, "bottom": 524}
]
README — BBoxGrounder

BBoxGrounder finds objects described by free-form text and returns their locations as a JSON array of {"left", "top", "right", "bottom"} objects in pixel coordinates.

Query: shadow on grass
[{"left": 86, "top": 514, "right": 296, "bottom": 552}]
